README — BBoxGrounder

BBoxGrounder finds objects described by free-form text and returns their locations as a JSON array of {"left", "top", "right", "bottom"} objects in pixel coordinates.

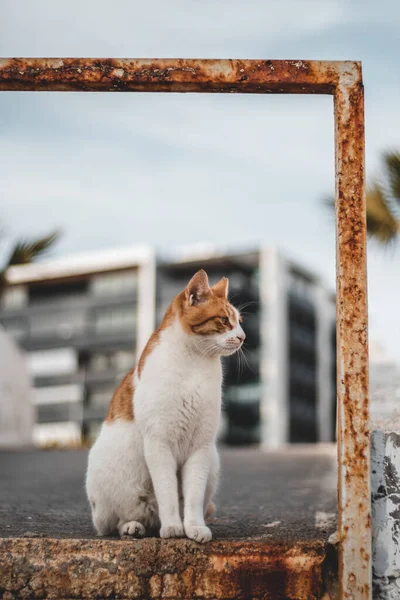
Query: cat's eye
[{"left": 221, "top": 317, "right": 230, "bottom": 325}]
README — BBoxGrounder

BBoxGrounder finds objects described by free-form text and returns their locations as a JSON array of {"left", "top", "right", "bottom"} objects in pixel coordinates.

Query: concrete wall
[{"left": 0, "top": 327, "right": 33, "bottom": 448}]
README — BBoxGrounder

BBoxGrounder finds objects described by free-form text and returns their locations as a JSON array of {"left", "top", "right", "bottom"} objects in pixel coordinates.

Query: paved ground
[
  {"left": 0, "top": 446, "right": 338, "bottom": 599},
  {"left": 0, "top": 446, "right": 336, "bottom": 542}
]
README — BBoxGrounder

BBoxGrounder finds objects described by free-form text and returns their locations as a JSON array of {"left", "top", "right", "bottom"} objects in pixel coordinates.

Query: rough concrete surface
[{"left": 0, "top": 446, "right": 338, "bottom": 599}]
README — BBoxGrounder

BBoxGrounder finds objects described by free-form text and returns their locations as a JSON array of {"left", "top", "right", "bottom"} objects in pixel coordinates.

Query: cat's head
[{"left": 177, "top": 269, "right": 245, "bottom": 357}]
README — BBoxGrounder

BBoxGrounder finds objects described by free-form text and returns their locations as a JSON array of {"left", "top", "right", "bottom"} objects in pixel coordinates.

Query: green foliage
[
  {"left": 0, "top": 230, "right": 60, "bottom": 296},
  {"left": 365, "top": 181, "right": 399, "bottom": 244},
  {"left": 6, "top": 231, "right": 60, "bottom": 266},
  {"left": 384, "top": 151, "right": 400, "bottom": 201}
]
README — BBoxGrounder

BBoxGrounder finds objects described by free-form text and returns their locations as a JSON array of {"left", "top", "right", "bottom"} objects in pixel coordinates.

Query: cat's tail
[{"left": 205, "top": 502, "right": 216, "bottom": 522}]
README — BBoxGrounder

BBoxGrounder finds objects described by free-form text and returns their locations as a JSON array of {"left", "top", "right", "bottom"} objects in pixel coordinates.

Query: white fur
[{"left": 86, "top": 312, "right": 244, "bottom": 542}]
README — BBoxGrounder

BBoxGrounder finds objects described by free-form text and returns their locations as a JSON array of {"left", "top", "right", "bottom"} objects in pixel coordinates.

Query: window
[
  {"left": 94, "top": 307, "right": 136, "bottom": 333},
  {"left": 2, "top": 317, "right": 27, "bottom": 340},
  {"left": 288, "top": 272, "right": 316, "bottom": 303},
  {"left": 89, "top": 387, "right": 115, "bottom": 408},
  {"left": 1, "top": 285, "right": 27, "bottom": 310},
  {"left": 29, "top": 311, "right": 86, "bottom": 339},
  {"left": 33, "top": 384, "right": 83, "bottom": 406},
  {"left": 27, "top": 348, "right": 78, "bottom": 377},
  {"left": 29, "top": 280, "right": 88, "bottom": 305},
  {"left": 88, "top": 350, "right": 134, "bottom": 372},
  {"left": 33, "top": 422, "right": 81, "bottom": 446},
  {"left": 91, "top": 271, "right": 137, "bottom": 297}
]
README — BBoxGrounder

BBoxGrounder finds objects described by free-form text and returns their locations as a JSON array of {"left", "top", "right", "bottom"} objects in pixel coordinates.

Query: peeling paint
[{"left": 371, "top": 429, "right": 400, "bottom": 598}]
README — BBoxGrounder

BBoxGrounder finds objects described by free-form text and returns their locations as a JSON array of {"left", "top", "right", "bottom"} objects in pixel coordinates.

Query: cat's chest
[
  {"left": 136, "top": 348, "right": 221, "bottom": 439},
  {"left": 163, "top": 362, "right": 220, "bottom": 413},
  {"left": 162, "top": 373, "right": 220, "bottom": 453},
  {"left": 142, "top": 341, "right": 221, "bottom": 398}
]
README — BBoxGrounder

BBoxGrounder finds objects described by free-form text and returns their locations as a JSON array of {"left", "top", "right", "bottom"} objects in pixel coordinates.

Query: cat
[{"left": 86, "top": 269, "right": 245, "bottom": 543}]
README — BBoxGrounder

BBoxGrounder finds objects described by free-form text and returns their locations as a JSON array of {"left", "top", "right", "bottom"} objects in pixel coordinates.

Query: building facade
[
  {"left": 0, "top": 247, "right": 155, "bottom": 444},
  {"left": 0, "top": 245, "right": 336, "bottom": 447}
]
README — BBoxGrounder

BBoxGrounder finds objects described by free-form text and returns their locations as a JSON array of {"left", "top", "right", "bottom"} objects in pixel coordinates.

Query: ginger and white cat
[{"left": 86, "top": 269, "right": 245, "bottom": 543}]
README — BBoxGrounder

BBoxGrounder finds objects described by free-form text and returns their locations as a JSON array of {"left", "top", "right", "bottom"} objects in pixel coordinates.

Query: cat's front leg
[
  {"left": 182, "top": 446, "right": 213, "bottom": 543},
  {"left": 144, "top": 439, "right": 184, "bottom": 538}
]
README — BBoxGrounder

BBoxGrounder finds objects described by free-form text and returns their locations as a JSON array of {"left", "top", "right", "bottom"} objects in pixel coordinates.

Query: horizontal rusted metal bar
[{"left": 0, "top": 58, "right": 361, "bottom": 94}]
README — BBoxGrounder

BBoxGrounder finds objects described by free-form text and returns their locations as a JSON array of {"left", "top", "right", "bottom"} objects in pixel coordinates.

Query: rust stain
[
  {"left": 0, "top": 537, "right": 337, "bottom": 599},
  {"left": 334, "top": 70, "right": 371, "bottom": 599},
  {"left": 0, "top": 58, "right": 360, "bottom": 94},
  {"left": 105, "top": 368, "right": 135, "bottom": 422}
]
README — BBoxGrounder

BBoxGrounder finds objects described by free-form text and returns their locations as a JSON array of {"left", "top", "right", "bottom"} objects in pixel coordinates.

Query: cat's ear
[
  {"left": 185, "top": 270, "right": 210, "bottom": 306},
  {"left": 212, "top": 277, "right": 229, "bottom": 299}
]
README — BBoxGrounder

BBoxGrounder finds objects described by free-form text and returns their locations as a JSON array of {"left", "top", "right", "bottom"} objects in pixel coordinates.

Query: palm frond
[
  {"left": 0, "top": 271, "right": 6, "bottom": 295},
  {"left": 323, "top": 197, "right": 335, "bottom": 211},
  {"left": 365, "top": 183, "right": 399, "bottom": 245},
  {"left": 383, "top": 151, "right": 400, "bottom": 203},
  {"left": 6, "top": 231, "right": 60, "bottom": 268}
]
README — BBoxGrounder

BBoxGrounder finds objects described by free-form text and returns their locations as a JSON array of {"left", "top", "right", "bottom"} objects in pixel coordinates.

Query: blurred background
[{"left": 0, "top": 0, "right": 399, "bottom": 449}]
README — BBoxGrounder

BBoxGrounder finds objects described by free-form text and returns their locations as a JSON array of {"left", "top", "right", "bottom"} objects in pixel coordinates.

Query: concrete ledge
[
  {"left": 0, "top": 447, "right": 338, "bottom": 599},
  {"left": 0, "top": 537, "right": 336, "bottom": 600}
]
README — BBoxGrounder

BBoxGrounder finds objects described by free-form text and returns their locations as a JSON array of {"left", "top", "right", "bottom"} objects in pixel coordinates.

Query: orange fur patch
[
  {"left": 137, "top": 304, "right": 175, "bottom": 378},
  {"left": 189, "top": 306, "right": 236, "bottom": 335},
  {"left": 211, "top": 277, "right": 229, "bottom": 299},
  {"left": 174, "top": 270, "right": 237, "bottom": 336},
  {"left": 105, "top": 369, "right": 135, "bottom": 423},
  {"left": 177, "top": 293, "right": 237, "bottom": 336},
  {"left": 137, "top": 330, "right": 160, "bottom": 378}
]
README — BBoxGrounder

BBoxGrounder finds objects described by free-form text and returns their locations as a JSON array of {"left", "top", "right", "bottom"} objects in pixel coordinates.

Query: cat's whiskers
[
  {"left": 239, "top": 345, "right": 253, "bottom": 373},
  {"left": 237, "top": 301, "right": 258, "bottom": 312},
  {"left": 197, "top": 340, "right": 221, "bottom": 359}
]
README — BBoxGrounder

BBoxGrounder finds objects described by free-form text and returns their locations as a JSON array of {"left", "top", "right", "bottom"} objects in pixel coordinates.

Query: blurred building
[
  {"left": 0, "top": 247, "right": 155, "bottom": 444},
  {"left": 0, "top": 326, "right": 33, "bottom": 448},
  {"left": 369, "top": 340, "right": 400, "bottom": 421},
  {"left": 0, "top": 244, "right": 336, "bottom": 447}
]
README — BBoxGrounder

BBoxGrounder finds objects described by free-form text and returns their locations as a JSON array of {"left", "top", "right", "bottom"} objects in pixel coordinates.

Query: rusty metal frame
[{"left": 0, "top": 58, "right": 371, "bottom": 599}]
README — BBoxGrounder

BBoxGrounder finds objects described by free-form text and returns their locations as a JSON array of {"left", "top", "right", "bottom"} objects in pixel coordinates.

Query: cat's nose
[{"left": 236, "top": 333, "right": 246, "bottom": 343}]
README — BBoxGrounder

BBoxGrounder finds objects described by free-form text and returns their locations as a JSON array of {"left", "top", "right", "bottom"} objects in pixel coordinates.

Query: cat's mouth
[
  {"left": 198, "top": 335, "right": 245, "bottom": 357},
  {"left": 219, "top": 339, "right": 244, "bottom": 356}
]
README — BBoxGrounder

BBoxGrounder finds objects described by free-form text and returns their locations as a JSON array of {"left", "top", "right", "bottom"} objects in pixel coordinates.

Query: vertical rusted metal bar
[{"left": 334, "top": 64, "right": 371, "bottom": 599}]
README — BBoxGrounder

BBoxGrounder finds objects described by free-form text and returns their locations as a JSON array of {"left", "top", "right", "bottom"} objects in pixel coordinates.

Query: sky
[{"left": 1, "top": 0, "right": 400, "bottom": 360}]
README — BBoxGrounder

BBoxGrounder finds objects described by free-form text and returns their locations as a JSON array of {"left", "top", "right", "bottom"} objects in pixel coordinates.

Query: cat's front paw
[
  {"left": 160, "top": 523, "right": 185, "bottom": 538},
  {"left": 185, "top": 524, "right": 212, "bottom": 543}
]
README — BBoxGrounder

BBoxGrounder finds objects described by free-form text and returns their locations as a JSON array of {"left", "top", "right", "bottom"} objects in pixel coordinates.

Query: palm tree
[
  {"left": 0, "top": 230, "right": 60, "bottom": 297},
  {"left": 328, "top": 151, "right": 400, "bottom": 246}
]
